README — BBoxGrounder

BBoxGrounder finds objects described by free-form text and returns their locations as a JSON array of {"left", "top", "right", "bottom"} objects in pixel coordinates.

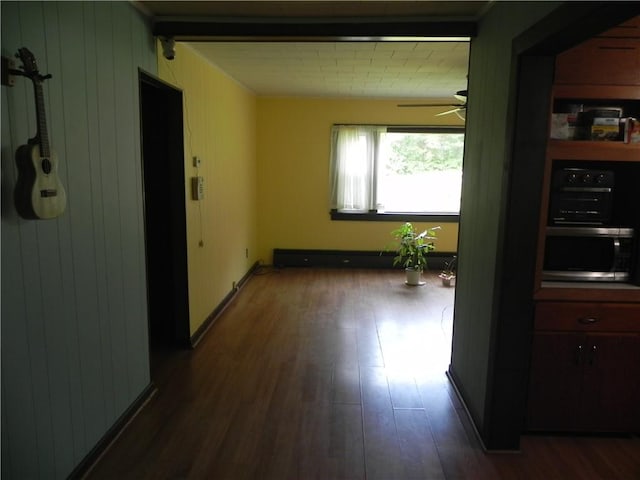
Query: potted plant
[
  {"left": 389, "top": 222, "right": 439, "bottom": 286},
  {"left": 439, "top": 255, "right": 457, "bottom": 287}
]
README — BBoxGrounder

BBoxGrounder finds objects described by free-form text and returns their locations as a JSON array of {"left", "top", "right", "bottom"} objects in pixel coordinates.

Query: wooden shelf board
[{"left": 547, "top": 140, "right": 640, "bottom": 162}]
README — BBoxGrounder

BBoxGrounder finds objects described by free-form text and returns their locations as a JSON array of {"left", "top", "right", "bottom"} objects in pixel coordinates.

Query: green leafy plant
[{"left": 389, "top": 222, "right": 439, "bottom": 271}]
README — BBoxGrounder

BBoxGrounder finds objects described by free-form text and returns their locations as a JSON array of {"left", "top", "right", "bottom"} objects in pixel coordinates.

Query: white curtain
[{"left": 329, "top": 125, "right": 386, "bottom": 211}]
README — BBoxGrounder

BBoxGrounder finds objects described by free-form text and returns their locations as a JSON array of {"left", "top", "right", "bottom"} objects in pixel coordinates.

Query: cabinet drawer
[
  {"left": 555, "top": 38, "right": 640, "bottom": 85},
  {"left": 535, "top": 302, "right": 640, "bottom": 332}
]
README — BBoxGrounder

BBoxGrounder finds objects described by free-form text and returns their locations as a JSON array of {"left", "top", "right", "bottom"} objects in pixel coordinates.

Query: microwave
[{"left": 542, "top": 226, "right": 636, "bottom": 282}]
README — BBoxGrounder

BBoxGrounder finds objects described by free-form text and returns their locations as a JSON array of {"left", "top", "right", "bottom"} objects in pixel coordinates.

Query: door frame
[
  {"left": 483, "top": 4, "right": 640, "bottom": 449},
  {"left": 138, "top": 69, "right": 191, "bottom": 351}
]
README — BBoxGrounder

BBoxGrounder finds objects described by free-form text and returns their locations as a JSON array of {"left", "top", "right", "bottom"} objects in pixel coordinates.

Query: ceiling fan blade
[
  {"left": 435, "top": 107, "right": 463, "bottom": 116},
  {"left": 397, "top": 103, "right": 463, "bottom": 108}
]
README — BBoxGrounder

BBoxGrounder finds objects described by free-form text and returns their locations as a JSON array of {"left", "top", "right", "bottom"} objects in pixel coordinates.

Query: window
[{"left": 329, "top": 125, "right": 464, "bottom": 220}]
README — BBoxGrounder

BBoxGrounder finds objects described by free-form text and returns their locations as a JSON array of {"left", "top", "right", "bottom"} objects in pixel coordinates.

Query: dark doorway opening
[{"left": 139, "top": 70, "right": 191, "bottom": 376}]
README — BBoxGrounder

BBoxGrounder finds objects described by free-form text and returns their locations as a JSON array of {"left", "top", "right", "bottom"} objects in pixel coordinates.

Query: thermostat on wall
[{"left": 191, "top": 176, "right": 204, "bottom": 200}]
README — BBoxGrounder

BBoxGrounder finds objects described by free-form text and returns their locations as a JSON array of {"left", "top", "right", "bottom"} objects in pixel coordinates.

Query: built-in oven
[{"left": 549, "top": 168, "right": 614, "bottom": 225}]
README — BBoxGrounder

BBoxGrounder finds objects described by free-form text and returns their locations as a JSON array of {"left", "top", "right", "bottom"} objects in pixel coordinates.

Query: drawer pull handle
[
  {"left": 576, "top": 344, "right": 583, "bottom": 365},
  {"left": 578, "top": 317, "right": 598, "bottom": 325},
  {"left": 590, "top": 345, "right": 597, "bottom": 366}
]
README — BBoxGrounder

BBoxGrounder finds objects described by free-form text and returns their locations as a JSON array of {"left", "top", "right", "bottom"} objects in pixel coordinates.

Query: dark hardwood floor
[{"left": 85, "top": 268, "right": 640, "bottom": 480}]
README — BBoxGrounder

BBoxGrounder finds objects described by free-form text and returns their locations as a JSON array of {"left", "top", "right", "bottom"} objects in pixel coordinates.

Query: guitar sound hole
[{"left": 41, "top": 158, "right": 52, "bottom": 174}]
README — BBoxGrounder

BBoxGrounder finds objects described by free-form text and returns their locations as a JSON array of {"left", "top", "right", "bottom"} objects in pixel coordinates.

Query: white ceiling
[
  {"left": 187, "top": 40, "right": 470, "bottom": 99},
  {"left": 138, "top": 1, "right": 485, "bottom": 101}
]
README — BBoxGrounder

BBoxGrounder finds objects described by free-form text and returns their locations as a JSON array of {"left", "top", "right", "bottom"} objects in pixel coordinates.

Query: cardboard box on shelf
[{"left": 591, "top": 124, "right": 620, "bottom": 141}]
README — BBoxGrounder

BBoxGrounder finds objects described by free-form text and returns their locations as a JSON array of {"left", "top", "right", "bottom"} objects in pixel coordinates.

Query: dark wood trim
[
  {"left": 153, "top": 19, "right": 477, "bottom": 41},
  {"left": 273, "top": 248, "right": 456, "bottom": 270},
  {"left": 68, "top": 383, "right": 157, "bottom": 479},
  {"left": 139, "top": 67, "right": 180, "bottom": 90},
  {"left": 330, "top": 210, "right": 460, "bottom": 222},
  {"left": 190, "top": 261, "right": 261, "bottom": 348},
  {"left": 479, "top": 55, "right": 556, "bottom": 451},
  {"left": 331, "top": 125, "right": 465, "bottom": 132}
]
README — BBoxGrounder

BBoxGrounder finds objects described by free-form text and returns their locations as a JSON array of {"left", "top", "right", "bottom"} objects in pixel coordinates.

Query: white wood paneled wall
[{"left": 1, "top": 2, "right": 156, "bottom": 478}]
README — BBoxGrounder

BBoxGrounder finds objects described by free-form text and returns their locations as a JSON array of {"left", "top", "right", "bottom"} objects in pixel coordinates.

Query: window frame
[{"left": 329, "top": 125, "right": 465, "bottom": 222}]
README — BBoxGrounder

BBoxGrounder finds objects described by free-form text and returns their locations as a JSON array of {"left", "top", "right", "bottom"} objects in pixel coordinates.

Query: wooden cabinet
[
  {"left": 528, "top": 17, "right": 640, "bottom": 434},
  {"left": 555, "top": 16, "right": 640, "bottom": 86},
  {"left": 555, "top": 38, "right": 640, "bottom": 86},
  {"left": 533, "top": 84, "right": 640, "bottom": 303},
  {"left": 527, "top": 303, "right": 640, "bottom": 432}
]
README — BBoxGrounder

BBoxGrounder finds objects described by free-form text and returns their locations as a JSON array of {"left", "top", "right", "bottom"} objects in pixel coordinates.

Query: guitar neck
[{"left": 32, "top": 80, "right": 50, "bottom": 158}]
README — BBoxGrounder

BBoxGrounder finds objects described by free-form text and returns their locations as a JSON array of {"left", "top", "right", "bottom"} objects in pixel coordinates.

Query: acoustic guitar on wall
[{"left": 14, "top": 47, "right": 66, "bottom": 220}]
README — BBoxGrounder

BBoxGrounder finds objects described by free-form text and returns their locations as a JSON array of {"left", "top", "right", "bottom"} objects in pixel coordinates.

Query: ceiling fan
[{"left": 398, "top": 90, "right": 467, "bottom": 120}]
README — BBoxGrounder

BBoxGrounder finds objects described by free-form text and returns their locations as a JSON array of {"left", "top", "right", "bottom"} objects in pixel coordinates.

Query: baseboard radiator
[{"left": 273, "top": 249, "right": 455, "bottom": 271}]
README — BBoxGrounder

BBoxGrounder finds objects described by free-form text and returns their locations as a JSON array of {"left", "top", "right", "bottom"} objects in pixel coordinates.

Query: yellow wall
[
  {"left": 157, "top": 44, "right": 462, "bottom": 333},
  {"left": 158, "top": 43, "right": 258, "bottom": 335},
  {"left": 256, "top": 97, "right": 462, "bottom": 263}
]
